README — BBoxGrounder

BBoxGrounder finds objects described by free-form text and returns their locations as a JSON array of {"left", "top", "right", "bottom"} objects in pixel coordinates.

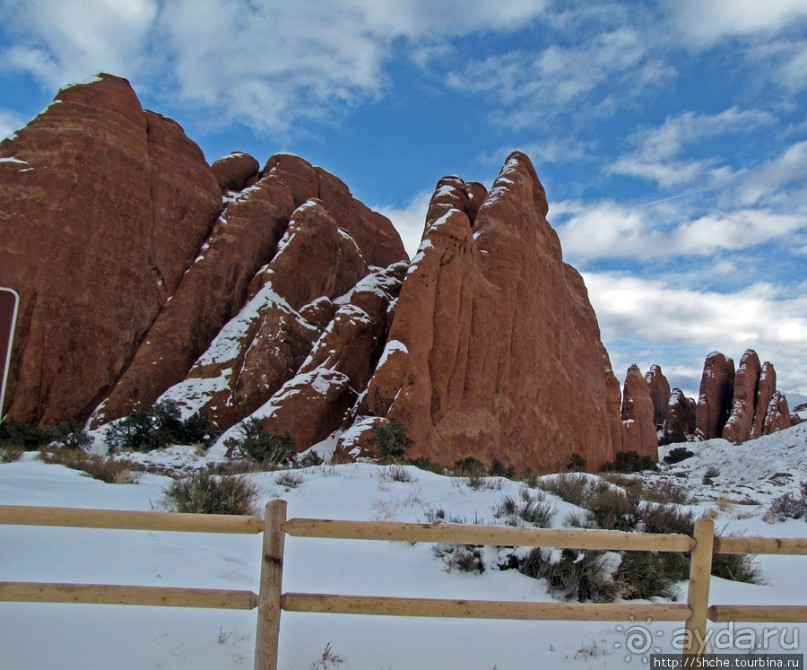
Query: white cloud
[
  {"left": 584, "top": 271, "right": 807, "bottom": 395},
  {"left": 0, "top": 0, "right": 159, "bottom": 89},
  {"left": 447, "top": 27, "right": 672, "bottom": 127},
  {"left": 555, "top": 199, "right": 806, "bottom": 261},
  {"left": 668, "top": 0, "right": 807, "bottom": 47},
  {"left": 611, "top": 108, "right": 774, "bottom": 188},
  {"left": 373, "top": 189, "right": 432, "bottom": 258},
  {"left": 0, "top": 0, "right": 552, "bottom": 135}
]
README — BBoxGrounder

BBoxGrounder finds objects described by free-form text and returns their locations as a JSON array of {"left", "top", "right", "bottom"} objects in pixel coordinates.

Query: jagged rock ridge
[{"left": 3, "top": 74, "right": 797, "bottom": 472}]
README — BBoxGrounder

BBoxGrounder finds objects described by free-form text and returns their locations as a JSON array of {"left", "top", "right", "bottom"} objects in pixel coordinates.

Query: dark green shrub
[
  {"left": 567, "top": 453, "right": 587, "bottom": 472},
  {"left": 664, "top": 447, "right": 695, "bottom": 464},
  {"left": 178, "top": 410, "right": 220, "bottom": 448},
  {"left": 490, "top": 459, "right": 516, "bottom": 479},
  {"left": 51, "top": 419, "right": 94, "bottom": 451},
  {"left": 297, "top": 451, "right": 324, "bottom": 468},
  {"left": 601, "top": 450, "right": 657, "bottom": 473},
  {"left": 163, "top": 471, "right": 259, "bottom": 515},
  {"left": 0, "top": 419, "right": 51, "bottom": 449},
  {"left": 106, "top": 400, "right": 220, "bottom": 452},
  {"left": 453, "top": 456, "right": 487, "bottom": 477},
  {"left": 519, "top": 548, "right": 618, "bottom": 602},
  {"left": 234, "top": 418, "right": 296, "bottom": 466},
  {"left": 409, "top": 456, "right": 445, "bottom": 475},
  {"left": 366, "top": 420, "right": 413, "bottom": 462}
]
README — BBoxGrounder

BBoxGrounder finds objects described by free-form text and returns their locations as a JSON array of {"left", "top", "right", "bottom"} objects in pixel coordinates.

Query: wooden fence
[{"left": 1, "top": 501, "right": 807, "bottom": 669}]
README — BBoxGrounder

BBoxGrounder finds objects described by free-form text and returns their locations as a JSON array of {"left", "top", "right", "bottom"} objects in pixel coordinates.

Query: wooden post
[
  {"left": 255, "top": 500, "right": 287, "bottom": 670},
  {"left": 684, "top": 517, "right": 715, "bottom": 658}
]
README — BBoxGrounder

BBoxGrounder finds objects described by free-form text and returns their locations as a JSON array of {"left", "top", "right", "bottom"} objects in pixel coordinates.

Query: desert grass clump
[
  {"left": 275, "top": 471, "right": 304, "bottom": 489},
  {"left": 711, "top": 551, "right": 760, "bottom": 583},
  {"left": 536, "top": 473, "right": 593, "bottom": 507},
  {"left": 163, "top": 471, "right": 259, "bottom": 515},
  {"left": 586, "top": 486, "right": 639, "bottom": 531},
  {"left": 432, "top": 543, "right": 485, "bottom": 574},
  {"left": 767, "top": 483, "right": 807, "bottom": 521},
  {"left": 0, "top": 444, "right": 24, "bottom": 462},
  {"left": 614, "top": 551, "right": 681, "bottom": 600},
  {"left": 492, "top": 489, "right": 555, "bottom": 528},
  {"left": 310, "top": 642, "right": 346, "bottom": 669},
  {"left": 40, "top": 448, "right": 137, "bottom": 484},
  {"left": 376, "top": 463, "right": 416, "bottom": 483},
  {"left": 601, "top": 472, "right": 689, "bottom": 505}
]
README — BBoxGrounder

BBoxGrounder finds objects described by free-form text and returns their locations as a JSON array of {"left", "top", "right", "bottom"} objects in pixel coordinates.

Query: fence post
[
  {"left": 684, "top": 517, "right": 715, "bottom": 658},
  {"left": 255, "top": 500, "right": 287, "bottom": 670}
]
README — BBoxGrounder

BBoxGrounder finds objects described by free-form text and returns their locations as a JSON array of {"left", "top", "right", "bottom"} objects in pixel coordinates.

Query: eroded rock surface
[{"left": 366, "top": 153, "right": 624, "bottom": 472}]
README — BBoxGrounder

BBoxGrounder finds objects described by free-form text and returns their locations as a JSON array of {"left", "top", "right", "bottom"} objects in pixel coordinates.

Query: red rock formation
[
  {"left": 0, "top": 74, "right": 221, "bottom": 425},
  {"left": 663, "top": 388, "right": 697, "bottom": 444},
  {"left": 764, "top": 391, "right": 792, "bottom": 434},
  {"left": 645, "top": 365, "right": 671, "bottom": 428},
  {"left": 751, "top": 361, "right": 776, "bottom": 440},
  {"left": 621, "top": 364, "right": 658, "bottom": 460},
  {"left": 723, "top": 350, "right": 761, "bottom": 443},
  {"left": 366, "top": 153, "right": 624, "bottom": 473},
  {"left": 695, "top": 352, "right": 735, "bottom": 440},
  {"left": 211, "top": 151, "right": 260, "bottom": 193}
]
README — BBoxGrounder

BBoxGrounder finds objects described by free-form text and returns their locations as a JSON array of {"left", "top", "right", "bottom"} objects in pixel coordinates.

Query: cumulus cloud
[
  {"left": 373, "top": 190, "right": 432, "bottom": 258},
  {"left": 611, "top": 107, "right": 775, "bottom": 188},
  {"left": 0, "top": 0, "right": 158, "bottom": 89},
  {"left": 0, "top": 0, "right": 551, "bottom": 135},
  {"left": 584, "top": 271, "right": 807, "bottom": 394},
  {"left": 555, "top": 139, "right": 807, "bottom": 261},
  {"left": 555, "top": 199, "right": 806, "bottom": 261},
  {"left": 667, "top": 0, "right": 807, "bottom": 47}
]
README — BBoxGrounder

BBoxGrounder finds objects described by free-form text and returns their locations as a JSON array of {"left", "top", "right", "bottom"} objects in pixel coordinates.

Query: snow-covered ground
[{"left": 2, "top": 423, "right": 807, "bottom": 669}]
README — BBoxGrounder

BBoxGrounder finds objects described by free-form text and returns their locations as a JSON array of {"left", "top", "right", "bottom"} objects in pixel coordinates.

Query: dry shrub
[
  {"left": 163, "top": 471, "right": 259, "bottom": 515},
  {"left": 275, "top": 471, "right": 304, "bottom": 489},
  {"left": 1, "top": 445, "right": 24, "bottom": 463},
  {"left": 40, "top": 448, "right": 137, "bottom": 484}
]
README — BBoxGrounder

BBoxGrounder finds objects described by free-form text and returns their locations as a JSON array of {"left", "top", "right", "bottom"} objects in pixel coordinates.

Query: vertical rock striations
[
  {"left": 695, "top": 352, "right": 736, "bottom": 440},
  {"left": 0, "top": 74, "right": 222, "bottom": 425},
  {"left": 366, "top": 153, "right": 624, "bottom": 472},
  {"left": 645, "top": 365, "right": 671, "bottom": 429},
  {"left": 621, "top": 364, "right": 658, "bottom": 460}
]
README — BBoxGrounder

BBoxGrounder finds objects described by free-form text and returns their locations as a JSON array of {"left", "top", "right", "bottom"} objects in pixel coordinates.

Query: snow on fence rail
[{"left": 1, "top": 500, "right": 807, "bottom": 670}]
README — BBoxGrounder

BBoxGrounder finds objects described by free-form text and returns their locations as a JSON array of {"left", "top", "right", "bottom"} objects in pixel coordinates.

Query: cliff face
[
  {"left": 365, "top": 154, "right": 623, "bottom": 472},
  {"left": 0, "top": 74, "right": 222, "bottom": 426}
]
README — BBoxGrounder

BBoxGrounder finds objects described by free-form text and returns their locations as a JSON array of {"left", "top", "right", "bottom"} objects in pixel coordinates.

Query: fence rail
[{"left": 1, "top": 501, "right": 807, "bottom": 670}]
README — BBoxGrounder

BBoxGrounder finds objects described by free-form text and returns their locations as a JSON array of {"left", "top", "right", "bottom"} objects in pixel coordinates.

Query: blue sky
[{"left": 1, "top": 0, "right": 806, "bottom": 404}]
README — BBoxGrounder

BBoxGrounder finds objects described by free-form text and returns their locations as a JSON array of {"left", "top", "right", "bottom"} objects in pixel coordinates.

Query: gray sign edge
[{"left": 0, "top": 288, "right": 20, "bottom": 423}]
